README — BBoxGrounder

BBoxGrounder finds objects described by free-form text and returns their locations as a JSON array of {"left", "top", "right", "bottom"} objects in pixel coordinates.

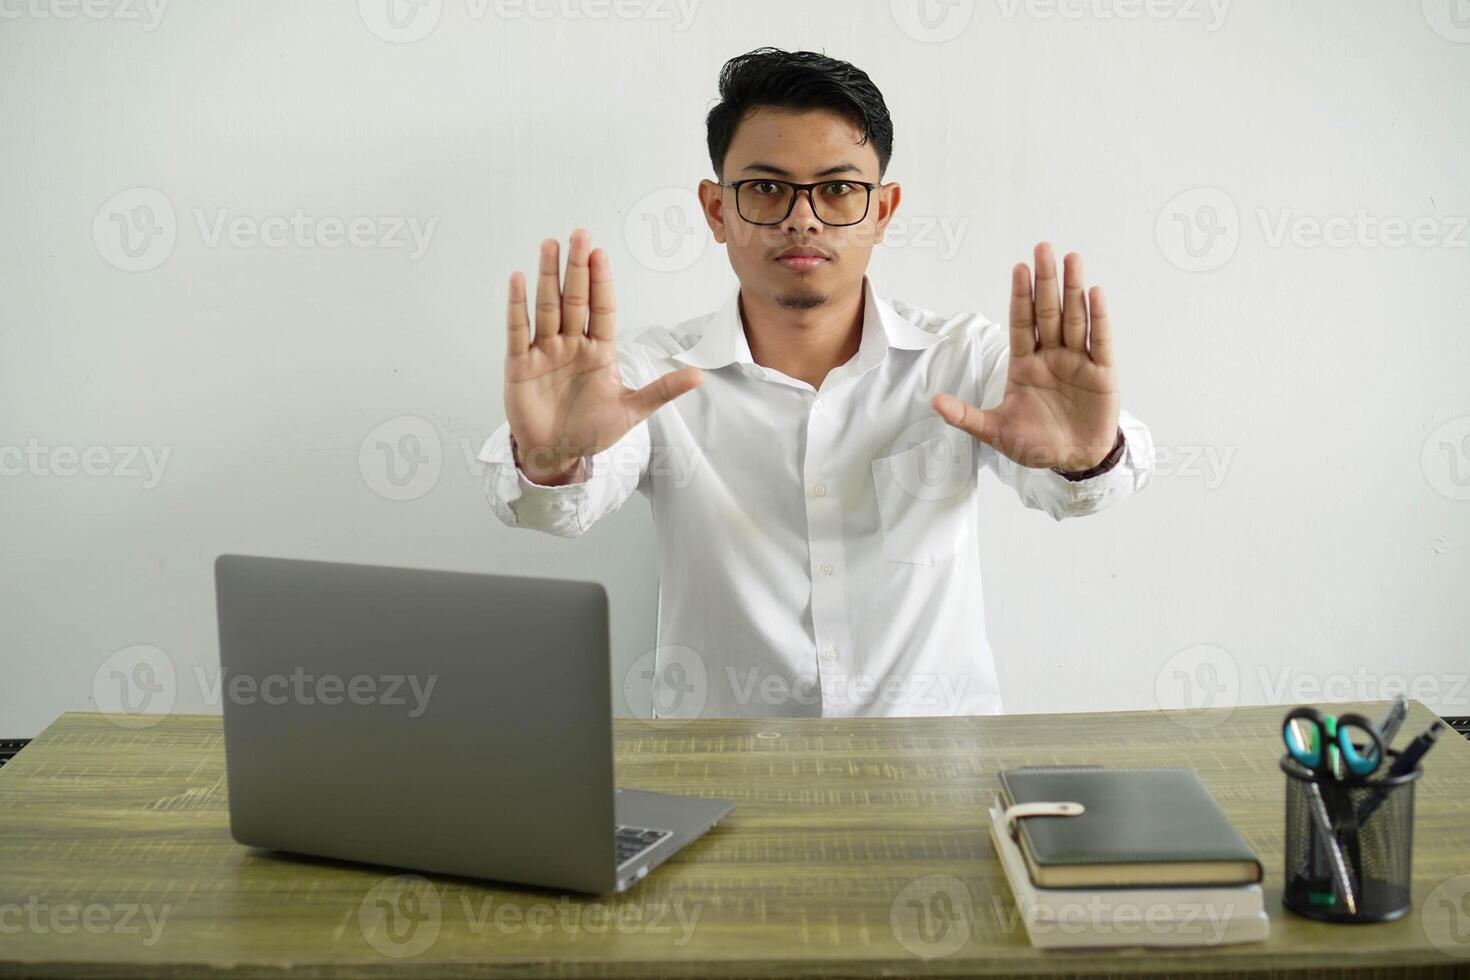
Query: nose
[{"left": 782, "top": 187, "right": 823, "bottom": 234}]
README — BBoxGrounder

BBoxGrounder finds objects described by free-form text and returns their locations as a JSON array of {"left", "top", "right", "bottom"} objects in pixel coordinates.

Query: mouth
[{"left": 773, "top": 250, "right": 831, "bottom": 272}]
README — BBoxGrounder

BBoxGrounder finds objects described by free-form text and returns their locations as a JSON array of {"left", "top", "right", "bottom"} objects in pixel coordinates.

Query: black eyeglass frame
[{"left": 716, "top": 178, "right": 879, "bottom": 227}]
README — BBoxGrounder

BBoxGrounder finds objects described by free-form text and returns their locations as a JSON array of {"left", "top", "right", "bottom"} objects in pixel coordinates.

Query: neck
[{"left": 739, "top": 282, "right": 865, "bottom": 391}]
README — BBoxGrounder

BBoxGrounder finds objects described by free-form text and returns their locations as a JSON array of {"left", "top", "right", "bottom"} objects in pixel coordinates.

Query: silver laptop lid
[{"left": 214, "top": 554, "right": 619, "bottom": 893}]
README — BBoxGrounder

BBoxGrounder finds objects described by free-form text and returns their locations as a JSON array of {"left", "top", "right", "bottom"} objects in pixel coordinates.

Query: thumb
[
  {"left": 932, "top": 392, "right": 1001, "bottom": 449},
  {"left": 626, "top": 367, "right": 704, "bottom": 423}
]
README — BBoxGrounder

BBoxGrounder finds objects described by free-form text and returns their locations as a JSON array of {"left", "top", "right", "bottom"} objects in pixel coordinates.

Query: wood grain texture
[{"left": 1, "top": 703, "right": 1468, "bottom": 979}]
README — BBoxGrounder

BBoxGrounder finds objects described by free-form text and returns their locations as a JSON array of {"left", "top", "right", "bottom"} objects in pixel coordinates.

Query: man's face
[{"left": 699, "top": 107, "right": 900, "bottom": 312}]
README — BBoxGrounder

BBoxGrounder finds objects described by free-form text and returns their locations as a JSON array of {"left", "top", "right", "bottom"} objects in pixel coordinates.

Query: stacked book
[{"left": 990, "top": 766, "right": 1269, "bottom": 949}]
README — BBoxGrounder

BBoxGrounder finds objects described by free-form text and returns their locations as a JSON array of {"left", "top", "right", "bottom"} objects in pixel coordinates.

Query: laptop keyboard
[{"left": 616, "top": 824, "right": 671, "bottom": 866}]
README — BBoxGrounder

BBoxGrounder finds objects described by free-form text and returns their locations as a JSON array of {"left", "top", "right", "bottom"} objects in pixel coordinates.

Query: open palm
[
  {"left": 504, "top": 229, "right": 703, "bottom": 482},
  {"left": 933, "top": 243, "right": 1121, "bottom": 473}
]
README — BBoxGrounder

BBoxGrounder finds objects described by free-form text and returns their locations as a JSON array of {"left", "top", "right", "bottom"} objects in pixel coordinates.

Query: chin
[{"left": 775, "top": 291, "right": 828, "bottom": 311}]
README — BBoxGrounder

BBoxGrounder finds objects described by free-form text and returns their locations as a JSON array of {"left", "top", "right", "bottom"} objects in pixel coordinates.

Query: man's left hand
[{"left": 932, "top": 242, "right": 1122, "bottom": 473}]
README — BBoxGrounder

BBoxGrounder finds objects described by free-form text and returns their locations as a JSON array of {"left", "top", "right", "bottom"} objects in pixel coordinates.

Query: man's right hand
[{"left": 504, "top": 229, "right": 704, "bottom": 485}]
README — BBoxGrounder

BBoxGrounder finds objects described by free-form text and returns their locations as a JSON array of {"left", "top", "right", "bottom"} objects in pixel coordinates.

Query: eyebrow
[{"left": 738, "top": 161, "right": 867, "bottom": 179}]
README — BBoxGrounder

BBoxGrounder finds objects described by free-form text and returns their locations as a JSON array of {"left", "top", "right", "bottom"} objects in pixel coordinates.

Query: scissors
[{"left": 1282, "top": 706, "right": 1385, "bottom": 780}]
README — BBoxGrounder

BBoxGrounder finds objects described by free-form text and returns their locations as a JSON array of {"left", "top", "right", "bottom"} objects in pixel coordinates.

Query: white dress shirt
[{"left": 478, "top": 276, "right": 1153, "bottom": 718}]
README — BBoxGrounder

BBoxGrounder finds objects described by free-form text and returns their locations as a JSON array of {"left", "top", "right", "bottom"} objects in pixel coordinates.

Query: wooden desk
[{"left": 2, "top": 703, "right": 1468, "bottom": 978}]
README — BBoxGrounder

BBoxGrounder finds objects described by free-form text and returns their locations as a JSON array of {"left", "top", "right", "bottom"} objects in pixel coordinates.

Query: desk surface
[{"left": 2, "top": 704, "right": 1469, "bottom": 979}]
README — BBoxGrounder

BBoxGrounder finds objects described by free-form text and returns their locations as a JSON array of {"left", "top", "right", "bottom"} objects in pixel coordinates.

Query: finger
[
  {"left": 932, "top": 393, "right": 1001, "bottom": 449},
  {"left": 1061, "top": 252, "right": 1088, "bottom": 350},
  {"left": 1008, "top": 262, "right": 1036, "bottom": 359},
  {"left": 560, "top": 228, "right": 591, "bottom": 336},
  {"left": 625, "top": 367, "right": 704, "bottom": 423},
  {"left": 587, "top": 248, "right": 616, "bottom": 342},
  {"left": 1034, "top": 242, "right": 1062, "bottom": 348},
  {"left": 1088, "top": 285, "right": 1115, "bottom": 367},
  {"left": 507, "top": 271, "right": 530, "bottom": 356},
  {"left": 534, "top": 238, "right": 561, "bottom": 341}
]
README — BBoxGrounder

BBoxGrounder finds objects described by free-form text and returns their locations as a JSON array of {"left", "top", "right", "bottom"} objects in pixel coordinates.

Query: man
[{"left": 479, "top": 47, "right": 1153, "bottom": 718}]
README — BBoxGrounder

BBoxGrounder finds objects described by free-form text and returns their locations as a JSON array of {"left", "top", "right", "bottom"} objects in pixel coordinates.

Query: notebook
[
  {"left": 998, "top": 767, "right": 1263, "bottom": 888},
  {"left": 987, "top": 799, "right": 1269, "bottom": 949}
]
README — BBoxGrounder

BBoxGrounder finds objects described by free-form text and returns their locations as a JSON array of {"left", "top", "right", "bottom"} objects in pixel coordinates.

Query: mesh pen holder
[{"left": 1280, "top": 752, "right": 1420, "bottom": 923}]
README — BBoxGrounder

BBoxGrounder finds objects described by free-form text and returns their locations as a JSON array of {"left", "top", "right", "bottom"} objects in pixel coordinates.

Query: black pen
[
  {"left": 1385, "top": 721, "right": 1444, "bottom": 778},
  {"left": 1355, "top": 722, "right": 1444, "bottom": 826}
]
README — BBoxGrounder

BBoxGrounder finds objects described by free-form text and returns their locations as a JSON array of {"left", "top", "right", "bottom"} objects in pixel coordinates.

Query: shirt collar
[{"left": 671, "top": 276, "right": 942, "bottom": 371}]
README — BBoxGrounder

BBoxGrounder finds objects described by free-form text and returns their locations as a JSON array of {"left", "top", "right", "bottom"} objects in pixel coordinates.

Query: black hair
[{"left": 705, "top": 47, "right": 894, "bottom": 180}]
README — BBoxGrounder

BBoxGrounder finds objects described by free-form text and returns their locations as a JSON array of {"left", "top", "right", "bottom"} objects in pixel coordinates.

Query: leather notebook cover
[{"left": 998, "top": 767, "right": 1263, "bottom": 888}]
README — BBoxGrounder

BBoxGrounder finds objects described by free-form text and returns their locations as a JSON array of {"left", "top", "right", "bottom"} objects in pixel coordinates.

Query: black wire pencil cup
[{"left": 1279, "top": 702, "right": 1429, "bottom": 923}]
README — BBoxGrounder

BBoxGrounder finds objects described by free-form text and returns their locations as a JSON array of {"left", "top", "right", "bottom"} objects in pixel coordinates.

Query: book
[
  {"left": 988, "top": 800, "right": 1269, "bottom": 949},
  {"left": 998, "top": 767, "right": 1264, "bottom": 888}
]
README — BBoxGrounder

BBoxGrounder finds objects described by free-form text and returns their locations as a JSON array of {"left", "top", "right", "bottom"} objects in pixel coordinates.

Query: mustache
[{"left": 770, "top": 244, "right": 836, "bottom": 259}]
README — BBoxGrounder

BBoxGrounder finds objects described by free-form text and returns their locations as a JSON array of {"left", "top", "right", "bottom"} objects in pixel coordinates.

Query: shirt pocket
[{"left": 869, "top": 430, "right": 975, "bottom": 565}]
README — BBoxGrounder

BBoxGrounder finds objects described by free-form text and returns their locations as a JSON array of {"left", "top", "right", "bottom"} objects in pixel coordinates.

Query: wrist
[
  {"left": 510, "top": 434, "right": 584, "bottom": 486},
  {"left": 1053, "top": 427, "right": 1126, "bottom": 481}
]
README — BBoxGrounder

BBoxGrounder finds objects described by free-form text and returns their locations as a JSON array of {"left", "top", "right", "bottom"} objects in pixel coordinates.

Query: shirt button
[
  {"left": 820, "top": 562, "right": 834, "bottom": 576},
  {"left": 822, "top": 647, "right": 838, "bottom": 662},
  {"left": 812, "top": 483, "right": 827, "bottom": 497}
]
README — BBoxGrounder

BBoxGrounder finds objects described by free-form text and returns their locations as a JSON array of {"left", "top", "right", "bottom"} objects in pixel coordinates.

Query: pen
[
  {"left": 1385, "top": 721, "right": 1444, "bottom": 778},
  {"left": 1355, "top": 720, "right": 1446, "bottom": 826},
  {"left": 1376, "top": 695, "right": 1409, "bottom": 748},
  {"left": 1324, "top": 714, "right": 1342, "bottom": 779},
  {"left": 1285, "top": 755, "right": 1349, "bottom": 898},
  {"left": 1306, "top": 778, "right": 1357, "bottom": 915}
]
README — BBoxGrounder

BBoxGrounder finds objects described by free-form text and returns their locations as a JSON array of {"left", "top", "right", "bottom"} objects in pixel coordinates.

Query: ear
[
  {"left": 698, "top": 179, "right": 728, "bottom": 244},
  {"left": 873, "top": 181, "right": 902, "bottom": 245}
]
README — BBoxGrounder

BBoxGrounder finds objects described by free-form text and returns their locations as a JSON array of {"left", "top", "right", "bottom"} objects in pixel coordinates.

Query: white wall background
[{"left": 2, "top": 0, "right": 1467, "bottom": 738}]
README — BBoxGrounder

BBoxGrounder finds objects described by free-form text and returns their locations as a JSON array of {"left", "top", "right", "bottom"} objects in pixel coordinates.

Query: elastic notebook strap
[{"left": 1002, "top": 801, "right": 1086, "bottom": 840}]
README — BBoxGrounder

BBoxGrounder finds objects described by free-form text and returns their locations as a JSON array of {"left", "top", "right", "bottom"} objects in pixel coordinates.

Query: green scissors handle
[{"left": 1283, "top": 706, "right": 1384, "bottom": 778}]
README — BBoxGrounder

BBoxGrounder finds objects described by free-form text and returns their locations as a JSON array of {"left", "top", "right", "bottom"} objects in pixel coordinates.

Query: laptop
[{"left": 213, "top": 554, "right": 733, "bottom": 893}]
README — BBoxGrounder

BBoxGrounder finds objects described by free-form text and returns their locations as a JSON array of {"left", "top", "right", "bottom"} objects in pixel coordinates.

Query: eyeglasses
[{"left": 717, "top": 178, "right": 877, "bottom": 227}]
